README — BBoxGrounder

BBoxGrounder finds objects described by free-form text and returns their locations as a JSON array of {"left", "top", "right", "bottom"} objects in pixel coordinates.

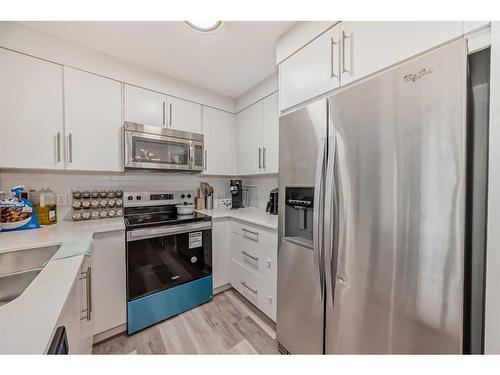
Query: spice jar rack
[{"left": 71, "top": 189, "right": 123, "bottom": 221}]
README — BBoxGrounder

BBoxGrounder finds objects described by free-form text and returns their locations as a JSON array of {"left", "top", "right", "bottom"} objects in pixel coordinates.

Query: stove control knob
[
  {"left": 181, "top": 194, "right": 186, "bottom": 199},
  {"left": 127, "top": 196, "right": 133, "bottom": 201},
  {"left": 187, "top": 194, "right": 192, "bottom": 198},
  {"left": 136, "top": 195, "right": 142, "bottom": 201}
]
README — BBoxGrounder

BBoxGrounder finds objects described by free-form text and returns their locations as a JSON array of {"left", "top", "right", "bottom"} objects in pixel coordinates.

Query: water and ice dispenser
[{"left": 284, "top": 187, "right": 314, "bottom": 248}]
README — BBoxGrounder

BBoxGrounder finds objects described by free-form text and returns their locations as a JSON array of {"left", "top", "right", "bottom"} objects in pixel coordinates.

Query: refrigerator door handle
[
  {"left": 324, "top": 134, "right": 337, "bottom": 308},
  {"left": 313, "top": 137, "right": 326, "bottom": 303}
]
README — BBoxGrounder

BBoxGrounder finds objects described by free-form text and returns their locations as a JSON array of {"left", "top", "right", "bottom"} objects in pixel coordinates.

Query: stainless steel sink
[{"left": 0, "top": 245, "right": 60, "bottom": 306}]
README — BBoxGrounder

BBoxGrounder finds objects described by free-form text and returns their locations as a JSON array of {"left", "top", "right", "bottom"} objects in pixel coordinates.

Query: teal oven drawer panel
[{"left": 127, "top": 276, "right": 213, "bottom": 334}]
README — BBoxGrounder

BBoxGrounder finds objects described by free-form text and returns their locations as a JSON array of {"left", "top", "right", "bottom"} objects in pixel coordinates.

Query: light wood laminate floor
[{"left": 92, "top": 289, "right": 279, "bottom": 354}]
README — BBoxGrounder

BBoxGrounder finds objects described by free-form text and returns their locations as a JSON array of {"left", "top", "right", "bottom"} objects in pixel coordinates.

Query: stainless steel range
[{"left": 124, "top": 190, "right": 213, "bottom": 334}]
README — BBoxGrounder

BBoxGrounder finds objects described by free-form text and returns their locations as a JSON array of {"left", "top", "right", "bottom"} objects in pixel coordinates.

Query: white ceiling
[{"left": 20, "top": 21, "right": 296, "bottom": 98}]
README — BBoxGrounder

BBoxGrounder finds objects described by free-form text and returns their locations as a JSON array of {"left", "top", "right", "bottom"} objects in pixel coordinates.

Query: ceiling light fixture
[{"left": 185, "top": 21, "right": 223, "bottom": 32}]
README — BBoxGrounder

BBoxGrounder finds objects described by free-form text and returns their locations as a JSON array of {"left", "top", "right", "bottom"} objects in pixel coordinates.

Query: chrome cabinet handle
[
  {"left": 242, "top": 227, "right": 259, "bottom": 240},
  {"left": 79, "top": 266, "right": 92, "bottom": 321},
  {"left": 241, "top": 281, "right": 258, "bottom": 294},
  {"left": 258, "top": 147, "right": 262, "bottom": 169},
  {"left": 262, "top": 147, "right": 267, "bottom": 169},
  {"left": 169, "top": 103, "right": 173, "bottom": 128},
  {"left": 56, "top": 132, "right": 61, "bottom": 163},
  {"left": 68, "top": 133, "right": 73, "bottom": 163},
  {"left": 204, "top": 149, "right": 208, "bottom": 171},
  {"left": 342, "top": 30, "right": 351, "bottom": 74},
  {"left": 162, "top": 101, "right": 166, "bottom": 126},
  {"left": 330, "top": 37, "right": 339, "bottom": 78},
  {"left": 241, "top": 250, "right": 259, "bottom": 261}
]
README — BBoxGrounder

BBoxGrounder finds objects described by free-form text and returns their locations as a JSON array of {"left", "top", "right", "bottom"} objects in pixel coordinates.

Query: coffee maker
[
  {"left": 230, "top": 179, "right": 242, "bottom": 209},
  {"left": 266, "top": 188, "right": 279, "bottom": 215}
]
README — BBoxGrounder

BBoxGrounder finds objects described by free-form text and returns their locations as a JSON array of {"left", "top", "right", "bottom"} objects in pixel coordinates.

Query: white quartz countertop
[
  {"left": 196, "top": 207, "right": 278, "bottom": 230},
  {"left": 0, "top": 218, "right": 125, "bottom": 354}
]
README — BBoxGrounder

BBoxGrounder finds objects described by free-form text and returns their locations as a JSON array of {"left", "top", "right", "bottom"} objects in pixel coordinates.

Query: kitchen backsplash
[{"left": 0, "top": 171, "right": 278, "bottom": 220}]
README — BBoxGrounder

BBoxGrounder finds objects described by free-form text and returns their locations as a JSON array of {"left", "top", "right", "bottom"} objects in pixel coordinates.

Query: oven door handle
[{"left": 127, "top": 221, "right": 212, "bottom": 241}]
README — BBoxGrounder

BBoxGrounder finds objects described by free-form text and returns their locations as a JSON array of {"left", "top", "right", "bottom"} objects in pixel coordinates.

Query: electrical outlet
[{"left": 57, "top": 194, "right": 68, "bottom": 206}]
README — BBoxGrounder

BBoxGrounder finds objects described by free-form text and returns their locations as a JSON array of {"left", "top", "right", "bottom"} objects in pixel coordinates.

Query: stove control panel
[{"left": 124, "top": 190, "right": 195, "bottom": 207}]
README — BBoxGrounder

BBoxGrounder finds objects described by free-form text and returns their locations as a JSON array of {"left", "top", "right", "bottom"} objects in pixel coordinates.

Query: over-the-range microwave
[{"left": 124, "top": 122, "right": 204, "bottom": 172}]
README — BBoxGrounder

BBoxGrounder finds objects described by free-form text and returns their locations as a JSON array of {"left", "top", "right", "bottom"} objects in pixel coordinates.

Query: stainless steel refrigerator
[{"left": 277, "top": 39, "right": 489, "bottom": 354}]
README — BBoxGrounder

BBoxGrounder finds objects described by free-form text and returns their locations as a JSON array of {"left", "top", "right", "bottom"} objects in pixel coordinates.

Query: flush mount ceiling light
[{"left": 185, "top": 21, "right": 223, "bottom": 32}]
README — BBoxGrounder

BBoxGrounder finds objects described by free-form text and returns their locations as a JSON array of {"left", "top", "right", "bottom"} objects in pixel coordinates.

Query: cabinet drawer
[
  {"left": 231, "top": 232, "right": 276, "bottom": 285},
  {"left": 230, "top": 259, "right": 276, "bottom": 321},
  {"left": 230, "top": 221, "right": 277, "bottom": 247}
]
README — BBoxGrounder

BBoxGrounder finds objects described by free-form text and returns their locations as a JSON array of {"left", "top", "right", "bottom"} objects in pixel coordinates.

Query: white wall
[
  {"left": 0, "top": 22, "right": 235, "bottom": 113},
  {"left": 235, "top": 73, "right": 278, "bottom": 112},
  {"left": 485, "top": 21, "right": 500, "bottom": 354}
]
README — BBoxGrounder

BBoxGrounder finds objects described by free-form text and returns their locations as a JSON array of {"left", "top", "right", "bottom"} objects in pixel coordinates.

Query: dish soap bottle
[{"left": 34, "top": 187, "right": 57, "bottom": 226}]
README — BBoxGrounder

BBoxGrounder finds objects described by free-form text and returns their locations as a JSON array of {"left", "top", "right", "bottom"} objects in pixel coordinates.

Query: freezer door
[
  {"left": 277, "top": 99, "right": 327, "bottom": 354},
  {"left": 325, "top": 40, "right": 467, "bottom": 354}
]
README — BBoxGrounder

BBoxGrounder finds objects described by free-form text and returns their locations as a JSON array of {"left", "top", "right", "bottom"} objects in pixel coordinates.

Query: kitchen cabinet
[
  {"left": 167, "top": 96, "right": 202, "bottom": 133},
  {"left": 0, "top": 48, "right": 64, "bottom": 170},
  {"left": 464, "top": 21, "right": 490, "bottom": 34},
  {"left": 339, "top": 21, "right": 464, "bottom": 85},
  {"left": 230, "top": 260, "right": 276, "bottom": 322},
  {"left": 202, "top": 107, "right": 233, "bottom": 175},
  {"left": 212, "top": 220, "right": 230, "bottom": 289},
  {"left": 64, "top": 67, "right": 123, "bottom": 172},
  {"left": 278, "top": 21, "right": 465, "bottom": 111},
  {"left": 92, "top": 231, "right": 126, "bottom": 336},
  {"left": 78, "top": 255, "right": 94, "bottom": 353},
  {"left": 228, "top": 221, "right": 277, "bottom": 321},
  {"left": 124, "top": 84, "right": 202, "bottom": 133},
  {"left": 279, "top": 24, "right": 341, "bottom": 111},
  {"left": 124, "top": 84, "right": 167, "bottom": 127},
  {"left": 235, "top": 102, "right": 264, "bottom": 175},
  {"left": 262, "top": 92, "right": 279, "bottom": 174},
  {"left": 235, "top": 93, "right": 279, "bottom": 175},
  {"left": 55, "top": 255, "right": 93, "bottom": 354}
]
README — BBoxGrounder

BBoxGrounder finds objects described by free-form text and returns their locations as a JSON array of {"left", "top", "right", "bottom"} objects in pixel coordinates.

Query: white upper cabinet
[
  {"left": 464, "top": 21, "right": 489, "bottom": 34},
  {"left": 235, "top": 93, "right": 279, "bottom": 175},
  {"left": 202, "top": 107, "right": 233, "bottom": 175},
  {"left": 236, "top": 102, "right": 264, "bottom": 175},
  {"left": 167, "top": 96, "right": 202, "bottom": 133},
  {"left": 123, "top": 84, "right": 167, "bottom": 127},
  {"left": 279, "top": 24, "right": 341, "bottom": 111},
  {"left": 64, "top": 67, "right": 123, "bottom": 172},
  {"left": 339, "top": 21, "right": 464, "bottom": 85},
  {"left": 0, "top": 48, "right": 64, "bottom": 169},
  {"left": 262, "top": 92, "right": 279, "bottom": 174},
  {"left": 278, "top": 21, "right": 465, "bottom": 111}
]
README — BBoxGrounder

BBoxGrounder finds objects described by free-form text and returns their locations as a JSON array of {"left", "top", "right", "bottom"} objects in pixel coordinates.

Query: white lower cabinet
[
  {"left": 230, "top": 260, "right": 277, "bottom": 322},
  {"left": 212, "top": 220, "right": 230, "bottom": 289},
  {"left": 55, "top": 255, "right": 93, "bottom": 354},
  {"left": 92, "top": 231, "right": 127, "bottom": 336},
  {"left": 211, "top": 218, "right": 278, "bottom": 320},
  {"left": 229, "top": 221, "right": 277, "bottom": 321}
]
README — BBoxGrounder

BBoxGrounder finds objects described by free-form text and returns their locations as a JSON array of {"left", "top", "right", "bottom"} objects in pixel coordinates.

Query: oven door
[
  {"left": 125, "top": 130, "right": 192, "bottom": 171},
  {"left": 126, "top": 221, "right": 212, "bottom": 301}
]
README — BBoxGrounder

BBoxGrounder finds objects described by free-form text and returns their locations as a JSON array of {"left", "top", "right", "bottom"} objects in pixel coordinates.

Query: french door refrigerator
[{"left": 277, "top": 39, "right": 486, "bottom": 354}]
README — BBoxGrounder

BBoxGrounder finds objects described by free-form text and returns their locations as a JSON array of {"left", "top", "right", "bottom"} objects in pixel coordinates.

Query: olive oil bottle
[{"left": 34, "top": 188, "right": 57, "bottom": 226}]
